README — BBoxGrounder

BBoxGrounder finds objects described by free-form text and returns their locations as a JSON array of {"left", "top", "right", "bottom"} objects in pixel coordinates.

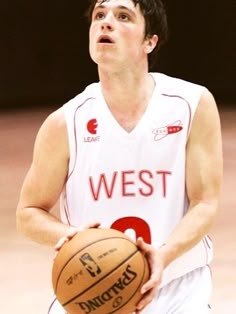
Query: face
[{"left": 89, "top": 0, "right": 158, "bottom": 70}]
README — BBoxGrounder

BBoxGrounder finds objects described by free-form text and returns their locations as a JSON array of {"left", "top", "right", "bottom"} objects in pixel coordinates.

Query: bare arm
[
  {"left": 16, "top": 108, "right": 76, "bottom": 246},
  {"left": 136, "top": 90, "right": 223, "bottom": 311},
  {"left": 157, "top": 89, "right": 223, "bottom": 266}
]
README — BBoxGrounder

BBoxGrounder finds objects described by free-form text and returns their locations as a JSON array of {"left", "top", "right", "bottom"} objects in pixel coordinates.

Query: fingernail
[{"left": 137, "top": 303, "right": 143, "bottom": 310}]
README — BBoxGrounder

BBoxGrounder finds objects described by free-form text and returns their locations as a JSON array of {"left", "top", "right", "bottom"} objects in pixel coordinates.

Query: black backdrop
[{"left": 0, "top": 0, "right": 235, "bottom": 110}]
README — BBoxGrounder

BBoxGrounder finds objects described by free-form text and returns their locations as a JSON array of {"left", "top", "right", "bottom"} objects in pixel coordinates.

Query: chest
[
  {"left": 107, "top": 102, "right": 149, "bottom": 133},
  {"left": 112, "top": 113, "right": 143, "bottom": 133}
]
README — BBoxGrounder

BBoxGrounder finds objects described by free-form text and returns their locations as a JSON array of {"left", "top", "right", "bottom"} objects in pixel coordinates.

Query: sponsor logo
[
  {"left": 80, "top": 253, "right": 101, "bottom": 277},
  {"left": 84, "top": 118, "right": 100, "bottom": 142},
  {"left": 75, "top": 264, "right": 137, "bottom": 313},
  {"left": 87, "top": 119, "right": 98, "bottom": 135},
  {"left": 153, "top": 120, "right": 183, "bottom": 141},
  {"left": 66, "top": 270, "right": 83, "bottom": 286}
]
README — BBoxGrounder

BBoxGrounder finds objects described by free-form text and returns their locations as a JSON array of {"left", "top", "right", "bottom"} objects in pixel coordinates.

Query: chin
[{"left": 93, "top": 55, "right": 117, "bottom": 66}]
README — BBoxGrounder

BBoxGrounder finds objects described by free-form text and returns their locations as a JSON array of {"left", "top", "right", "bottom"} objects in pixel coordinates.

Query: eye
[
  {"left": 94, "top": 11, "right": 105, "bottom": 20},
  {"left": 118, "top": 13, "right": 130, "bottom": 21}
]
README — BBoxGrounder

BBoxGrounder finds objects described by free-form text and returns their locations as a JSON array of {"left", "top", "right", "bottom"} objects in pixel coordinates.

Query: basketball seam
[
  {"left": 54, "top": 237, "right": 137, "bottom": 292},
  {"left": 62, "top": 248, "right": 139, "bottom": 307},
  {"left": 107, "top": 253, "right": 148, "bottom": 314}
]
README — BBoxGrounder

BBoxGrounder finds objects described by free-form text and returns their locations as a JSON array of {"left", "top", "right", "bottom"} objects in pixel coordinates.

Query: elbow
[
  {"left": 204, "top": 199, "right": 220, "bottom": 223},
  {"left": 189, "top": 198, "right": 220, "bottom": 232},
  {"left": 16, "top": 205, "right": 29, "bottom": 237},
  {"left": 203, "top": 200, "right": 220, "bottom": 234},
  {"left": 208, "top": 201, "right": 220, "bottom": 227},
  {"left": 207, "top": 197, "right": 220, "bottom": 218}
]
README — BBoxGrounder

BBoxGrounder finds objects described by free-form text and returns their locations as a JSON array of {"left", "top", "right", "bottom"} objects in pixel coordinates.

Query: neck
[{"left": 98, "top": 64, "right": 155, "bottom": 113}]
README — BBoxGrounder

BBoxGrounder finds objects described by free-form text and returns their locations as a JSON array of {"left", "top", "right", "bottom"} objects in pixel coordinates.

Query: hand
[
  {"left": 135, "top": 237, "right": 165, "bottom": 313},
  {"left": 54, "top": 222, "right": 101, "bottom": 254}
]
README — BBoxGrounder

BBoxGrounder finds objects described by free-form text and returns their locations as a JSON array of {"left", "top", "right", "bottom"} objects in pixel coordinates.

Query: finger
[
  {"left": 77, "top": 221, "right": 101, "bottom": 231},
  {"left": 54, "top": 223, "right": 101, "bottom": 255},
  {"left": 136, "top": 288, "right": 158, "bottom": 312},
  {"left": 87, "top": 222, "right": 101, "bottom": 229},
  {"left": 136, "top": 237, "right": 150, "bottom": 254},
  {"left": 53, "top": 251, "right": 58, "bottom": 261},
  {"left": 66, "top": 227, "right": 79, "bottom": 239},
  {"left": 141, "top": 274, "right": 161, "bottom": 294},
  {"left": 54, "top": 236, "right": 69, "bottom": 251}
]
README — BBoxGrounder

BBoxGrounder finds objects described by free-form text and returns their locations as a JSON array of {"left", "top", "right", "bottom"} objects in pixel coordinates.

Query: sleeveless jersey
[{"left": 60, "top": 72, "right": 213, "bottom": 287}]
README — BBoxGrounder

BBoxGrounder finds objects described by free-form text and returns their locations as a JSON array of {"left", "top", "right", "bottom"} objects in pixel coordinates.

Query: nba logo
[{"left": 79, "top": 253, "right": 102, "bottom": 277}]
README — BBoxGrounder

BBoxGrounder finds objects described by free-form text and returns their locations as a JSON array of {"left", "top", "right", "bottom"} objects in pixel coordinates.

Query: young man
[{"left": 16, "top": 0, "right": 223, "bottom": 313}]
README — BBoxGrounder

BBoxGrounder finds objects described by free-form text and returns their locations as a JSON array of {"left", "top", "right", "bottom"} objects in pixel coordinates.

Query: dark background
[{"left": 0, "top": 0, "right": 235, "bottom": 110}]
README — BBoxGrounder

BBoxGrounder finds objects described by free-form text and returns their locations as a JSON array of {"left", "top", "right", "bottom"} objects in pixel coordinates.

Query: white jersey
[{"left": 60, "top": 72, "right": 213, "bottom": 287}]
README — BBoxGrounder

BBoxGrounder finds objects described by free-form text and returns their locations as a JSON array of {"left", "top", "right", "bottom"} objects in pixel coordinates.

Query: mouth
[{"left": 97, "top": 35, "right": 114, "bottom": 44}]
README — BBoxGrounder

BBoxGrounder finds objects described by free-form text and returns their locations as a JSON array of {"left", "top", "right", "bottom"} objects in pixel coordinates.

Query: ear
[{"left": 144, "top": 34, "right": 158, "bottom": 54}]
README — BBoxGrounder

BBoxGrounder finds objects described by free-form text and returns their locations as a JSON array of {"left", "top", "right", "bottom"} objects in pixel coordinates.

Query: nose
[
  {"left": 101, "top": 12, "right": 114, "bottom": 32},
  {"left": 101, "top": 23, "right": 113, "bottom": 31}
]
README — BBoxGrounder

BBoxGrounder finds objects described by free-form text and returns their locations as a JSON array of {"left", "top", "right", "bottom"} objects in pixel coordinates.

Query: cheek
[
  {"left": 89, "top": 27, "right": 94, "bottom": 44},
  {"left": 124, "top": 33, "right": 144, "bottom": 53},
  {"left": 89, "top": 24, "right": 97, "bottom": 43},
  {"left": 121, "top": 27, "right": 144, "bottom": 47},
  {"left": 89, "top": 27, "right": 96, "bottom": 53}
]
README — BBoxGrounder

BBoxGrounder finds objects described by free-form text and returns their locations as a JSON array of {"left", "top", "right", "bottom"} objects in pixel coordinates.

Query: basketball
[{"left": 52, "top": 228, "right": 150, "bottom": 314}]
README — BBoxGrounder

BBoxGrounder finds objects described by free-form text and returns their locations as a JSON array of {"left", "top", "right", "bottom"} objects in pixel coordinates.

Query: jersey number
[{"left": 111, "top": 216, "right": 151, "bottom": 244}]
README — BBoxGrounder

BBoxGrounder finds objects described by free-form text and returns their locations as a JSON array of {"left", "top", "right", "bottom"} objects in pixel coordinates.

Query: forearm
[
  {"left": 158, "top": 200, "right": 218, "bottom": 268},
  {"left": 16, "top": 206, "right": 75, "bottom": 247}
]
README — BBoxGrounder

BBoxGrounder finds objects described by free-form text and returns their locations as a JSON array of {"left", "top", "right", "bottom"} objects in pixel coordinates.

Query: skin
[{"left": 16, "top": 0, "right": 223, "bottom": 312}]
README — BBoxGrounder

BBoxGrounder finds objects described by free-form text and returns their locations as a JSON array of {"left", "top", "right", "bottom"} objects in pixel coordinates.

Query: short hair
[{"left": 86, "top": 0, "right": 169, "bottom": 69}]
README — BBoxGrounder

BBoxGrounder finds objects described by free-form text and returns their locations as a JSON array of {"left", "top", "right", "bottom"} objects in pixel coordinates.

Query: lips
[{"left": 97, "top": 35, "right": 114, "bottom": 44}]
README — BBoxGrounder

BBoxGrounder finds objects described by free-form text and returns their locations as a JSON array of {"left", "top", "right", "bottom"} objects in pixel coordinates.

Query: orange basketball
[{"left": 52, "top": 228, "right": 150, "bottom": 314}]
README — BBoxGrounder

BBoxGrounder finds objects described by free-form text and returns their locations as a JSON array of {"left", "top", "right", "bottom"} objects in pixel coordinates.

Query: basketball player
[{"left": 16, "top": 0, "right": 223, "bottom": 313}]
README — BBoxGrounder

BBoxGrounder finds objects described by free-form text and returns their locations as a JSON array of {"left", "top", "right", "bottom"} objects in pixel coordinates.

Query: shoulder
[
  {"left": 151, "top": 72, "right": 205, "bottom": 90},
  {"left": 152, "top": 72, "right": 206, "bottom": 104},
  {"left": 192, "top": 89, "right": 220, "bottom": 129},
  {"left": 39, "top": 107, "right": 66, "bottom": 137},
  {"left": 34, "top": 82, "right": 100, "bottom": 156},
  {"left": 63, "top": 82, "right": 100, "bottom": 112},
  {"left": 189, "top": 89, "right": 221, "bottom": 143},
  {"left": 39, "top": 83, "right": 100, "bottom": 136},
  {"left": 151, "top": 73, "right": 214, "bottom": 122},
  {"left": 34, "top": 107, "right": 69, "bottom": 159}
]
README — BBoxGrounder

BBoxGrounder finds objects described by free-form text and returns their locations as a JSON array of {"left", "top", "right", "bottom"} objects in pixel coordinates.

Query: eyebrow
[{"left": 93, "top": 4, "right": 136, "bottom": 17}]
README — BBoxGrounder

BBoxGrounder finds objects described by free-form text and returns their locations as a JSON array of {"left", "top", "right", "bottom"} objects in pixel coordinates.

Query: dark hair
[{"left": 86, "top": 0, "right": 169, "bottom": 69}]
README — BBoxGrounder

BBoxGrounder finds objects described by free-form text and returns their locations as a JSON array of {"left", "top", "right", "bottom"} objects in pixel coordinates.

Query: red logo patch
[
  {"left": 153, "top": 120, "right": 183, "bottom": 141},
  {"left": 87, "top": 119, "right": 98, "bottom": 135}
]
